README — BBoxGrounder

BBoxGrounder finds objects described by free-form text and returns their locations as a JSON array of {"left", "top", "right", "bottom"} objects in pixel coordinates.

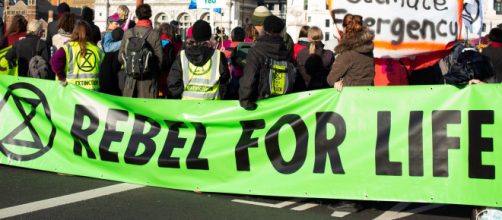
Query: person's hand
[
  {"left": 334, "top": 80, "right": 343, "bottom": 91},
  {"left": 468, "top": 79, "right": 485, "bottom": 85},
  {"left": 59, "top": 80, "right": 68, "bottom": 87}
]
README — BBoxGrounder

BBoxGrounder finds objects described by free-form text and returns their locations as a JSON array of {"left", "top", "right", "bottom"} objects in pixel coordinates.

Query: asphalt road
[{"left": 0, "top": 165, "right": 474, "bottom": 220}]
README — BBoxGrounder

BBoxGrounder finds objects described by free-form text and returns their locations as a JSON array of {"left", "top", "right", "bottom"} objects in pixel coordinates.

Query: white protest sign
[
  {"left": 196, "top": 0, "right": 225, "bottom": 9},
  {"left": 463, "top": 0, "right": 483, "bottom": 36},
  {"left": 331, "top": 0, "right": 462, "bottom": 58}
]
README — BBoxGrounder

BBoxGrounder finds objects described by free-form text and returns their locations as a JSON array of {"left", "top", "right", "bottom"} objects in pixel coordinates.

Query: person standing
[
  {"left": 119, "top": 4, "right": 163, "bottom": 98},
  {"left": 239, "top": 15, "right": 296, "bottom": 110},
  {"left": 293, "top": 25, "right": 310, "bottom": 64},
  {"left": 99, "top": 14, "right": 124, "bottom": 95},
  {"left": 117, "top": 5, "right": 136, "bottom": 31},
  {"left": 81, "top": 7, "right": 101, "bottom": 44},
  {"left": 482, "top": 28, "right": 502, "bottom": 83},
  {"left": 2, "top": 15, "right": 27, "bottom": 48},
  {"left": 6, "top": 20, "right": 52, "bottom": 78},
  {"left": 52, "top": 13, "right": 76, "bottom": 50},
  {"left": 327, "top": 15, "right": 375, "bottom": 91},
  {"left": 51, "top": 21, "right": 104, "bottom": 91},
  {"left": 167, "top": 20, "right": 230, "bottom": 100},
  {"left": 46, "top": 3, "right": 71, "bottom": 48},
  {"left": 296, "top": 26, "right": 334, "bottom": 90}
]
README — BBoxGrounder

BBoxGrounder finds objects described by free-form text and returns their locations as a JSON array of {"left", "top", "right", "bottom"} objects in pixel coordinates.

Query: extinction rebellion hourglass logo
[{"left": 0, "top": 83, "right": 56, "bottom": 161}]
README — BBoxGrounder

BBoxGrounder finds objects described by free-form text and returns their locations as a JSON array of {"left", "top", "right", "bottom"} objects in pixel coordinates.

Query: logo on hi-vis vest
[
  {"left": 0, "top": 83, "right": 56, "bottom": 161},
  {"left": 77, "top": 49, "right": 97, "bottom": 72}
]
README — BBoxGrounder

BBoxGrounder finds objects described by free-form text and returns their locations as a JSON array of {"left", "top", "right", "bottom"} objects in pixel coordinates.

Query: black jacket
[
  {"left": 167, "top": 45, "right": 230, "bottom": 99},
  {"left": 99, "top": 51, "right": 122, "bottom": 96},
  {"left": 46, "top": 20, "right": 58, "bottom": 47},
  {"left": 239, "top": 34, "right": 291, "bottom": 110},
  {"left": 482, "top": 46, "right": 502, "bottom": 83},
  {"left": 5, "top": 34, "right": 53, "bottom": 78},
  {"left": 296, "top": 42, "right": 334, "bottom": 90}
]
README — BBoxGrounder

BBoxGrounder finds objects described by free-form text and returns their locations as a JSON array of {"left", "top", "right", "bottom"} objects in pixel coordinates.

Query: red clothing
[
  {"left": 293, "top": 44, "right": 307, "bottom": 64},
  {"left": 490, "top": 42, "right": 502, "bottom": 48},
  {"left": 136, "top": 19, "right": 152, "bottom": 28},
  {"left": 5, "top": 32, "right": 27, "bottom": 48},
  {"left": 374, "top": 58, "right": 409, "bottom": 86}
]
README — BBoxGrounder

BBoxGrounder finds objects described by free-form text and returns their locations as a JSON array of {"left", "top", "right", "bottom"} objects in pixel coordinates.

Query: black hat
[
  {"left": 488, "top": 28, "right": 502, "bottom": 43},
  {"left": 112, "top": 28, "right": 124, "bottom": 42},
  {"left": 264, "top": 15, "right": 284, "bottom": 34},
  {"left": 192, "top": 20, "right": 212, "bottom": 42}
]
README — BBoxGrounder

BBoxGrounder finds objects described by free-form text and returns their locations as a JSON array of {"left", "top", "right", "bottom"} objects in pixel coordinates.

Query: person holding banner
[
  {"left": 51, "top": 21, "right": 103, "bottom": 91},
  {"left": 167, "top": 20, "right": 230, "bottom": 100},
  {"left": 327, "top": 15, "right": 375, "bottom": 91}
]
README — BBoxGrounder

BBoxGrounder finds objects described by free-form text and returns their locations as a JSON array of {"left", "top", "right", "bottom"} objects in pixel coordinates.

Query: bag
[
  {"left": 444, "top": 48, "right": 495, "bottom": 85},
  {"left": 263, "top": 57, "right": 296, "bottom": 97},
  {"left": 28, "top": 39, "right": 50, "bottom": 79},
  {"left": 123, "top": 28, "right": 153, "bottom": 79},
  {"left": 233, "top": 42, "right": 254, "bottom": 69}
]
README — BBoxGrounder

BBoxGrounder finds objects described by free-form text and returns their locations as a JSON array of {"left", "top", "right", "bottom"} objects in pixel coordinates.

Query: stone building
[{"left": 94, "top": 0, "right": 256, "bottom": 39}]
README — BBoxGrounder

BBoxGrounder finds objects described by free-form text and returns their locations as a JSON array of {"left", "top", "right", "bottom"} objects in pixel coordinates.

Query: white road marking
[
  {"left": 291, "top": 203, "right": 319, "bottom": 211},
  {"left": 331, "top": 211, "right": 352, "bottom": 217},
  {"left": 231, "top": 199, "right": 302, "bottom": 208},
  {"left": 374, "top": 203, "right": 411, "bottom": 220},
  {"left": 0, "top": 183, "right": 144, "bottom": 219},
  {"left": 373, "top": 203, "right": 444, "bottom": 220}
]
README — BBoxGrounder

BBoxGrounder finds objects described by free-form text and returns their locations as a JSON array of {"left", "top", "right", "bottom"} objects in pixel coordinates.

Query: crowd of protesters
[{"left": 0, "top": 3, "right": 501, "bottom": 110}]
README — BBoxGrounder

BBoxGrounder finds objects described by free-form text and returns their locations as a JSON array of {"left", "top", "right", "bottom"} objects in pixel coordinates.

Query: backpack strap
[{"left": 33, "top": 38, "right": 41, "bottom": 57}]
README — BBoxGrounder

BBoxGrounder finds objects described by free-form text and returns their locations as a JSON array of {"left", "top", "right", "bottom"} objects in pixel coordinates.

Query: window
[
  {"left": 325, "top": 32, "right": 329, "bottom": 41},
  {"left": 178, "top": 13, "right": 193, "bottom": 40},
  {"left": 308, "top": 16, "right": 311, "bottom": 22},
  {"left": 304, "top": 0, "right": 308, "bottom": 10},
  {"left": 325, "top": 19, "right": 330, "bottom": 27},
  {"left": 495, "top": 0, "right": 502, "bottom": 15}
]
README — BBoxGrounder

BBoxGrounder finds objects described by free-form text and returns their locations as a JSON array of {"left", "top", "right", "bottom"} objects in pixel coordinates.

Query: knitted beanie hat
[{"left": 251, "top": 6, "right": 272, "bottom": 26}]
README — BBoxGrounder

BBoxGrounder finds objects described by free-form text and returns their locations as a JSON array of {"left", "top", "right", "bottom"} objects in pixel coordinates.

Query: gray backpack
[{"left": 28, "top": 40, "right": 50, "bottom": 79}]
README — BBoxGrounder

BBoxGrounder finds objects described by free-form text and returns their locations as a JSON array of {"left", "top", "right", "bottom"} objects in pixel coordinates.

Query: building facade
[{"left": 94, "top": 0, "right": 256, "bottom": 38}]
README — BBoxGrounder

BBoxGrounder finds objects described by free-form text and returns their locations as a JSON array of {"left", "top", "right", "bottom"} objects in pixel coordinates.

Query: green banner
[
  {"left": 0, "top": 75, "right": 501, "bottom": 207},
  {"left": 0, "top": 46, "right": 18, "bottom": 76}
]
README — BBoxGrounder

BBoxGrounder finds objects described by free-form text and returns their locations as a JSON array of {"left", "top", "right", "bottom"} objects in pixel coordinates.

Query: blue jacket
[{"left": 102, "top": 32, "right": 121, "bottom": 53}]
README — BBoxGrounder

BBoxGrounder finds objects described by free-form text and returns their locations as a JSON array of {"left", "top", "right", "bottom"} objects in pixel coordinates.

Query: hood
[
  {"left": 185, "top": 45, "right": 216, "bottom": 66},
  {"left": 335, "top": 28, "right": 374, "bottom": 54},
  {"left": 253, "top": 34, "right": 290, "bottom": 60}
]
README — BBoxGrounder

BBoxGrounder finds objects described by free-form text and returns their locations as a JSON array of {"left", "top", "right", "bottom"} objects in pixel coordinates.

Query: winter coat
[
  {"left": 84, "top": 21, "right": 102, "bottom": 45},
  {"left": 293, "top": 39, "right": 309, "bottom": 64},
  {"left": 239, "top": 34, "right": 291, "bottom": 110},
  {"left": 482, "top": 43, "right": 502, "bottom": 83},
  {"left": 46, "top": 20, "right": 59, "bottom": 47},
  {"left": 296, "top": 42, "right": 334, "bottom": 90},
  {"left": 3, "top": 32, "right": 26, "bottom": 48},
  {"left": 118, "top": 23, "right": 164, "bottom": 98},
  {"left": 327, "top": 28, "right": 375, "bottom": 87},
  {"left": 102, "top": 32, "right": 121, "bottom": 53},
  {"left": 52, "top": 30, "right": 72, "bottom": 50},
  {"left": 5, "top": 34, "right": 52, "bottom": 78},
  {"left": 99, "top": 51, "right": 122, "bottom": 96},
  {"left": 167, "top": 45, "right": 230, "bottom": 99}
]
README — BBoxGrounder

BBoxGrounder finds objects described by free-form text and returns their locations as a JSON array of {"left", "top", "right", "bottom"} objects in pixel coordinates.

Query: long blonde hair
[
  {"left": 117, "top": 5, "right": 130, "bottom": 20},
  {"left": 308, "top": 26, "right": 323, "bottom": 55}
]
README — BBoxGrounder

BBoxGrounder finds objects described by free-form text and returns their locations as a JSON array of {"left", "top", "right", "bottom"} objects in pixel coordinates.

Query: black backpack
[
  {"left": 262, "top": 57, "right": 296, "bottom": 98},
  {"left": 123, "top": 28, "right": 153, "bottom": 79},
  {"left": 444, "top": 48, "right": 495, "bottom": 85}
]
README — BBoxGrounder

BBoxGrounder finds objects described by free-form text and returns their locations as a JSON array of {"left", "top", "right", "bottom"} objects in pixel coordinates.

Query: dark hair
[
  {"left": 342, "top": 14, "right": 353, "bottom": 28},
  {"left": 57, "top": 3, "right": 71, "bottom": 14},
  {"left": 344, "top": 14, "right": 363, "bottom": 34},
  {"left": 81, "top": 6, "right": 94, "bottom": 22},
  {"left": 58, "top": 12, "right": 77, "bottom": 33},
  {"left": 6, "top": 15, "right": 27, "bottom": 36},
  {"left": 159, "top": 23, "right": 174, "bottom": 38},
  {"left": 231, "top": 27, "right": 245, "bottom": 42},
  {"left": 299, "top": 25, "right": 310, "bottom": 38},
  {"left": 135, "top": 4, "right": 152, "bottom": 20},
  {"left": 245, "top": 24, "right": 258, "bottom": 42},
  {"left": 70, "top": 20, "right": 92, "bottom": 57}
]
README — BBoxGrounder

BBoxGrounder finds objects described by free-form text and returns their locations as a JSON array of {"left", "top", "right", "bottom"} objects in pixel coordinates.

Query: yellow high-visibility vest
[
  {"left": 63, "top": 42, "right": 103, "bottom": 90},
  {"left": 180, "top": 50, "right": 221, "bottom": 100}
]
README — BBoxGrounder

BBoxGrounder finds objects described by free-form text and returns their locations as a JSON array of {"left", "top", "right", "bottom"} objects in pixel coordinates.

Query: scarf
[{"left": 136, "top": 19, "right": 152, "bottom": 28}]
